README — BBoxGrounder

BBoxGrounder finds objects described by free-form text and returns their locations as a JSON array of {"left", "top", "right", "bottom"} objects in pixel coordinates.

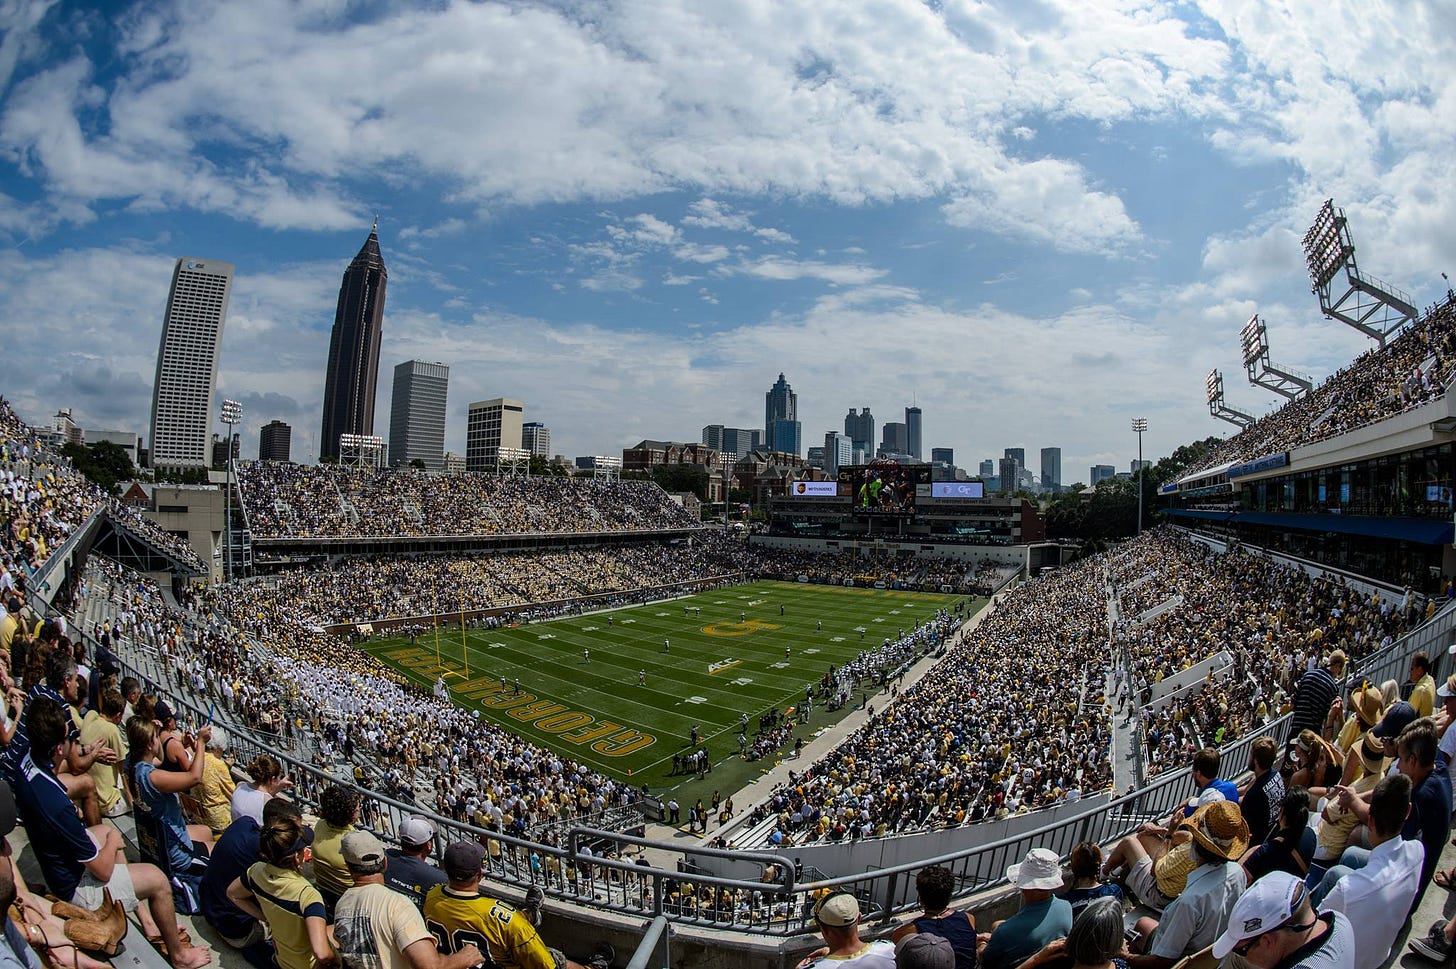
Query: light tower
[
  {"left": 1131, "top": 417, "right": 1147, "bottom": 536},
  {"left": 220, "top": 399, "right": 242, "bottom": 583},
  {"left": 1302, "top": 199, "right": 1415, "bottom": 347},
  {"left": 1206, "top": 369, "right": 1254, "bottom": 430},
  {"left": 1240, "top": 314, "right": 1312, "bottom": 401}
]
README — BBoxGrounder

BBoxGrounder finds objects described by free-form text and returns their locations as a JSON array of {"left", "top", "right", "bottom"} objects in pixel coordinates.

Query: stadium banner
[
  {"left": 1227, "top": 451, "right": 1289, "bottom": 479},
  {"left": 930, "top": 481, "right": 985, "bottom": 499},
  {"left": 797, "top": 575, "right": 809, "bottom": 582},
  {"left": 789, "top": 480, "right": 840, "bottom": 497}
]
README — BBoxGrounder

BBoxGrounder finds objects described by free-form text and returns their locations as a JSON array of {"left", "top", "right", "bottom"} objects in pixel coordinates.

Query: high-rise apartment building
[
  {"left": 905, "top": 406, "right": 922, "bottom": 459},
  {"left": 765, "top": 373, "right": 801, "bottom": 455},
  {"left": 824, "top": 431, "right": 853, "bottom": 476},
  {"left": 320, "top": 223, "right": 388, "bottom": 462},
  {"left": 522, "top": 422, "right": 551, "bottom": 457},
  {"left": 465, "top": 398, "right": 524, "bottom": 471},
  {"left": 258, "top": 420, "right": 292, "bottom": 462},
  {"left": 844, "top": 407, "right": 874, "bottom": 455},
  {"left": 1041, "top": 447, "right": 1062, "bottom": 493},
  {"left": 999, "top": 457, "right": 1022, "bottom": 494},
  {"left": 388, "top": 360, "right": 448, "bottom": 469},
  {"left": 149, "top": 258, "right": 233, "bottom": 470}
]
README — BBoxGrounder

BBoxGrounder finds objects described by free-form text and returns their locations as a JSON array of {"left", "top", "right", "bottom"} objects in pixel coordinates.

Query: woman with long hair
[{"left": 126, "top": 716, "right": 215, "bottom": 873}]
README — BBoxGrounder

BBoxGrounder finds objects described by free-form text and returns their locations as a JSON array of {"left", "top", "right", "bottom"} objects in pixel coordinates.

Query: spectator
[
  {"left": 231, "top": 754, "right": 289, "bottom": 825},
  {"left": 977, "top": 848, "right": 1071, "bottom": 969},
  {"left": 311, "top": 784, "right": 362, "bottom": 912},
  {"left": 125, "top": 716, "right": 214, "bottom": 903},
  {"left": 1237, "top": 737, "right": 1284, "bottom": 847},
  {"left": 890, "top": 865, "right": 977, "bottom": 969},
  {"left": 1320, "top": 773, "right": 1420, "bottom": 969},
  {"left": 1239, "top": 787, "right": 1315, "bottom": 884},
  {"left": 227, "top": 813, "right": 333, "bottom": 969},
  {"left": 1210, "top": 872, "right": 1353, "bottom": 968},
  {"left": 423, "top": 841, "right": 612, "bottom": 969},
  {"left": 1056, "top": 843, "right": 1122, "bottom": 920},
  {"left": 194, "top": 728, "right": 236, "bottom": 837},
  {"left": 797, "top": 891, "right": 894, "bottom": 969},
  {"left": 200, "top": 797, "right": 303, "bottom": 969},
  {"left": 78, "top": 687, "right": 127, "bottom": 819},
  {"left": 384, "top": 816, "right": 448, "bottom": 910},
  {"left": 1014, "top": 897, "right": 1127, "bottom": 969},
  {"left": 894, "top": 934, "right": 954, "bottom": 969},
  {"left": 1407, "top": 651, "right": 1436, "bottom": 718},
  {"left": 1287, "top": 650, "right": 1345, "bottom": 746},
  {"left": 1126, "top": 801, "right": 1249, "bottom": 969},
  {"left": 332, "top": 830, "right": 481, "bottom": 969},
  {"left": 1309, "top": 731, "right": 1386, "bottom": 887},
  {"left": 15, "top": 697, "right": 211, "bottom": 969}
]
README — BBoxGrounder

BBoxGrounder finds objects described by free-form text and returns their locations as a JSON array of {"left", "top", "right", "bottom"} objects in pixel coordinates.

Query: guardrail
[{"left": 22, "top": 544, "right": 1456, "bottom": 941}]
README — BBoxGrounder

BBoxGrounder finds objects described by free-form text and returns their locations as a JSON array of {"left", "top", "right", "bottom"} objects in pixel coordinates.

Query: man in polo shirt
[
  {"left": 14, "top": 697, "right": 210, "bottom": 969},
  {"left": 1407, "top": 652, "right": 1437, "bottom": 718},
  {"left": 4, "top": 653, "right": 112, "bottom": 825},
  {"left": 384, "top": 817, "right": 447, "bottom": 909},
  {"left": 200, "top": 797, "right": 304, "bottom": 969}
]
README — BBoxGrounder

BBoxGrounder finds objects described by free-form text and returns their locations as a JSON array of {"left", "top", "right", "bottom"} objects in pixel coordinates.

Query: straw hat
[
  {"left": 1350, "top": 685, "right": 1384, "bottom": 725},
  {"left": 1189, "top": 801, "right": 1249, "bottom": 861}
]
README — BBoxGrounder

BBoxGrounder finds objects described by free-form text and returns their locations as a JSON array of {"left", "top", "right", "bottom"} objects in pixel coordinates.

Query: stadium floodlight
[
  {"left": 1301, "top": 198, "right": 1415, "bottom": 347},
  {"left": 592, "top": 454, "right": 622, "bottom": 484},
  {"left": 496, "top": 446, "right": 530, "bottom": 476},
  {"left": 219, "top": 400, "right": 242, "bottom": 582},
  {"left": 338, "top": 433, "right": 385, "bottom": 468},
  {"left": 1205, "top": 369, "right": 1255, "bottom": 430},
  {"left": 1239, "top": 314, "right": 1312, "bottom": 401},
  {"left": 1131, "top": 418, "right": 1147, "bottom": 536}
]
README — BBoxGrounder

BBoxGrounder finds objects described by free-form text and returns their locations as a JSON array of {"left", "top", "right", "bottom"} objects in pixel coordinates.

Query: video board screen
[
  {"left": 837, "top": 464, "right": 926, "bottom": 515},
  {"left": 931, "top": 481, "right": 985, "bottom": 499},
  {"left": 789, "top": 481, "right": 842, "bottom": 497}
]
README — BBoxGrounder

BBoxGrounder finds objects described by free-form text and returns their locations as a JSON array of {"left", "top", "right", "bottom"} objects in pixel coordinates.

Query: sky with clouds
[{"left": 1, "top": 0, "right": 1452, "bottom": 479}]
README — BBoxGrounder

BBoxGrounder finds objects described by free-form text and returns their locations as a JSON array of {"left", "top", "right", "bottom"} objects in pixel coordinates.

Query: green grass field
[{"left": 360, "top": 580, "right": 978, "bottom": 795}]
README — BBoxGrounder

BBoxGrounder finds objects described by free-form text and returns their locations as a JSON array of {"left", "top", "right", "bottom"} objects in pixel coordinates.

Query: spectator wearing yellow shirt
[
  {"left": 79, "top": 687, "right": 127, "bottom": 818},
  {"left": 1407, "top": 652, "right": 1436, "bottom": 718},
  {"left": 193, "top": 731, "right": 236, "bottom": 836}
]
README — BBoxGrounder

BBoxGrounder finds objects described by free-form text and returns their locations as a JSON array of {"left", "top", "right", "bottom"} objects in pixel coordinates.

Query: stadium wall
[
  {"left": 1179, "top": 528, "right": 1406, "bottom": 599},
  {"left": 749, "top": 535, "right": 1030, "bottom": 568}
]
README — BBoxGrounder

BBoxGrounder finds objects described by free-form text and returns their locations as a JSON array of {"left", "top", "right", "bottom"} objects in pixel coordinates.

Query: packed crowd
[
  {"left": 236, "top": 462, "right": 701, "bottom": 539},
  {"left": 751, "top": 546, "right": 1009, "bottom": 594},
  {"left": 748, "top": 558, "right": 1114, "bottom": 844},
  {"left": 1185, "top": 293, "right": 1456, "bottom": 477},
  {"left": 232, "top": 539, "right": 753, "bottom": 627},
  {"left": 1110, "top": 529, "right": 1422, "bottom": 775}
]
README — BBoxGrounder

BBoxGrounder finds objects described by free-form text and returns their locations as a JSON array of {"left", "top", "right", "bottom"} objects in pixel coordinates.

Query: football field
[{"left": 360, "top": 580, "right": 976, "bottom": 786}]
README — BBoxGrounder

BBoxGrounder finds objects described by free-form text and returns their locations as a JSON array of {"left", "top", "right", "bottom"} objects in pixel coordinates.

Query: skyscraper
[
  {"left": 844, "top": 407, "right": 874, "bottom": 455},
  {"left": 905, "top": 406, "right": 922, "bottom": 459},
  {"left": 149, "top": 258, "right": 233, "bottom": 470},
  {"left": 979, "top": 459, "right": 994, "bottom": 477},
  {"left": 258, "top": 420, "right": 292, "bottom": 462},
  {"left": 1040, "top": 447, "right": 1062, "bottom": 494},
  {"left": 320, "top": 222, "right": 388, "bottom": 462},
  {"left": 388, "top": 360, "right": 449, "bottom": 469},
  {"left": 465, "top": 398, "right": 524, "bottom": 471},
  {"left": 522, "top": 422, "right": 551, "bottom": 457},
  {"left": 881, "top": 422, "right": 908, "bottom": 455},
  {"left": 824, "top": 431, "right": 853, "bottom": 476},
  {"left": 765, "top": 373, "right": 801, "bottom": 455},
  {"left": 931, "top": 447, "right": 954, "bottom": 465},
  {"left": 999, "top": 457, "right": 1022, "bottom": 494}
]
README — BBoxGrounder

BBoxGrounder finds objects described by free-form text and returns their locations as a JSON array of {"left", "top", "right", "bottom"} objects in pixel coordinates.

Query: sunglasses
[{"left": 1234, "top": 885, "right": 1313, "bottom": 956}]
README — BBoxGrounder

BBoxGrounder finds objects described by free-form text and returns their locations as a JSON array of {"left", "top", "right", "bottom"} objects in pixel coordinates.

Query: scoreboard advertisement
[{"left": 836, "top": 463, "right": 928, "bottom": 515}]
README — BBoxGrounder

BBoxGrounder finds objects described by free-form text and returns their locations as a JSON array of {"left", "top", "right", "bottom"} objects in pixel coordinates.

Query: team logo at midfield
[{"left": 702, "top": 618, "right": 782, "bottom": 637}]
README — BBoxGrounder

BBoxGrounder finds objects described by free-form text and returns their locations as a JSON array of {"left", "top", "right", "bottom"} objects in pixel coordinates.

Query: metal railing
[{"left": 21, "top": 545, "right": 1456, "bottom": 940}]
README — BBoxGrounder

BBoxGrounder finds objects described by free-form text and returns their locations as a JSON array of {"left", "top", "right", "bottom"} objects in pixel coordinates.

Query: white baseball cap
[{"left": 1211, "top": 872, "right": 1307, "bottom": 959}]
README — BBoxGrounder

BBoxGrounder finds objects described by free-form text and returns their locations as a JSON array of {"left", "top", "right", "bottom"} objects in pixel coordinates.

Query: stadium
[{"left": 3, "top": 196, "right": 1455, "bottom": 969}]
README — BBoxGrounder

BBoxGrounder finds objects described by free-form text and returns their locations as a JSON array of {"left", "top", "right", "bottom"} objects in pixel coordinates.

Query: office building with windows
[
  {"left": 258, "top": 420, "right": 292, "bottom": 462},
  {"left": 465, "top": 398, "right": 524, "bottom": 471},
  {"left": 150, "top": 257, "right": 233, "bottom": 470},
  {"left": 388, "top": 360, "right": 448, "bottom": 469},
  {"left": 1041, "top": 447, "right": 1062, "bottom": 493},
  {"left": 522, "top": 421, "right": 551, "bottom": 457},
  {"left": 320, "top": 223, "right": 388, "bottom": 461}
]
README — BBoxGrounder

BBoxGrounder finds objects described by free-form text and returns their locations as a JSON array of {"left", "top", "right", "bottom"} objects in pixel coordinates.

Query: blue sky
[{"left": 1, "top": 0, "right": 1453, "bottom": 477}]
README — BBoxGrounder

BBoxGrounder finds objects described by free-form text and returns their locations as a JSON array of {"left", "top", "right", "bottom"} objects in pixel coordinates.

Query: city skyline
[{"left": 1, "top": 1, "right": 1451, "bottom": 476}]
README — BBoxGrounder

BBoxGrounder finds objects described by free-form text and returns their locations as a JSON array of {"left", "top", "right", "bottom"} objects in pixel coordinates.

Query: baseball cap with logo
[
  {"left": 1372, "top": 700, "right": 1418, "bottom": 739},
  {"left": 1211, "top": 872, "right": 1308, "bottom": 959}
]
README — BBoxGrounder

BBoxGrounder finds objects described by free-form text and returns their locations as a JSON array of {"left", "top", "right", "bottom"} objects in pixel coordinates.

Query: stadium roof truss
[
  {"left": 1302, "top": 199, "right": 1416, "bottom": 347},
  {"left": 1240, "top": 314, "right": 1312, "bottom": 401},
  {"left": 1206, "top": 369, "right": 1254, "bottom": 429}
]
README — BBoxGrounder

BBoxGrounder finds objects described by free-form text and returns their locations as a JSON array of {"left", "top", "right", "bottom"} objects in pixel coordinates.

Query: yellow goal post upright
[{"left": 429, "top": 569, "right": 468, "bottom": 679}]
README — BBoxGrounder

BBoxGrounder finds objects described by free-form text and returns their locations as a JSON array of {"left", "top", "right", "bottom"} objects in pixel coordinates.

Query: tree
[
  {"left": 62, "top": 440, "right": 135, "bottom": 495},
  {"left": 409, "top": 458, "right": 427, "bottom": 470},
  {"left": 651, "top": 463, "right": 709, "bottom": 499}
]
